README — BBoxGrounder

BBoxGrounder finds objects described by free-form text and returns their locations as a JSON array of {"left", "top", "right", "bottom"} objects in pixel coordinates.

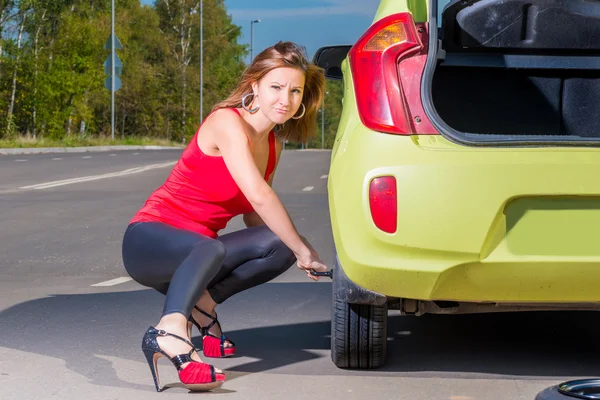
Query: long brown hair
[{"left": 213, "top": 41, "right": 325, "bottom": 143}]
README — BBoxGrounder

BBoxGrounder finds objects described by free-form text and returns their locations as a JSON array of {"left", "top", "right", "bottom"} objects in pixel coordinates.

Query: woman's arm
[
  {"left": 207, "top": 110, "right": 326, "bottom": 275},
  {"left": 242, "top": 138, "right": 282, "bottom": 228}
]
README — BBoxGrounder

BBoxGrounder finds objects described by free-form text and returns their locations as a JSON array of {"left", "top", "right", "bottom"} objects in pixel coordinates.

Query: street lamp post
[
  {"left": 321, "top": 91, "right": 329, "bottom": 149},
  {"left": 250, "top": 19, "right": 261, "bottom": 62}
]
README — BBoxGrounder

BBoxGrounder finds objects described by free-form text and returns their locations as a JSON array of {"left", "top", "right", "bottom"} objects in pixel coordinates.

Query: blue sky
[{"left": 140, "top": 0, "right": 379, "bottom": 63}]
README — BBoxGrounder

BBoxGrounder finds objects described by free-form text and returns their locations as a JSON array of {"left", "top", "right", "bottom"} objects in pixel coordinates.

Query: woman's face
[{"left": 252, "top": 67, "right": 306, "bottom": 125}]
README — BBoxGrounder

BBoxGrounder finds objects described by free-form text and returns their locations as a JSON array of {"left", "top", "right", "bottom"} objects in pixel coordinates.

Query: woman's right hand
[{"left": 295, "top": 237, "right": 328, "bottom": 281}]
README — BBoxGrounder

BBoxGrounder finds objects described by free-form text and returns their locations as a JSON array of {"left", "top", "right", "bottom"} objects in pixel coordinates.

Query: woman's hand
[{"left": 295, "top": 237, "right": 328, "bottom": 281}]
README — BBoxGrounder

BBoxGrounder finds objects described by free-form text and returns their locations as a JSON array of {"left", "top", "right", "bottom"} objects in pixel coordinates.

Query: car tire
[
  {"left": 535, "top": 386, "right": 571, "bottom": 400},
  {"left": 331, "top": 292, "right": 388, "bottom": 369},
  {"left": 535, "top": 381, "right": 600, "bottom": 400}
]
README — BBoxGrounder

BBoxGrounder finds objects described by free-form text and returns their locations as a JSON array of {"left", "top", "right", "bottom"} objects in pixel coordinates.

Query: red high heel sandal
[
  {"left": 189, "top": 306, "right": 236, "bottom": 358},
  {"left": 141, "top": 326, "right": 226, "bottom": 392}
]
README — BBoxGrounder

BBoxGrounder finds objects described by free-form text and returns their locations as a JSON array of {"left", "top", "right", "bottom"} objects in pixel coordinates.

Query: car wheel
[
  {"left": 331, "top": 291, "right": 388, "bottom": 369},
  {"left": 536, "top": 380, "right": 600, "bottom": 400},
  {"left": 535, "top": 386, "right": 572, "bottom": 400}
]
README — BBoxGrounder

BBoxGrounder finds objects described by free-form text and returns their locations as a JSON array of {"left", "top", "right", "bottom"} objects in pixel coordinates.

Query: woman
[{"left": 122, "top": 41, "right": 328, "bottom": 392}]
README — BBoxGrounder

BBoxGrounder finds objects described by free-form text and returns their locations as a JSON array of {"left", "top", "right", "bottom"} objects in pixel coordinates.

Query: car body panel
[
  {"left": 374, "top": 0, "right": 429, "bottom": 23},
  {"left": 329, "top": 34, "right": 600, "bottom": 304}
]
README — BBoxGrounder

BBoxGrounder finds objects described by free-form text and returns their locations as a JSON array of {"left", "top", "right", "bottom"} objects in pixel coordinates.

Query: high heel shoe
[
  {"left": 189, "top": 306, "right": 236, "bottom": 358},
  {"left": 141, "top": 326, "right": 226, "bottom": 392}
]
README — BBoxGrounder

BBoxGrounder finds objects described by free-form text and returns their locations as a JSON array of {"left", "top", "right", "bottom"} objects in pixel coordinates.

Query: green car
[{"left": 314, "top": 0, "right": 600, "bottom": 369}]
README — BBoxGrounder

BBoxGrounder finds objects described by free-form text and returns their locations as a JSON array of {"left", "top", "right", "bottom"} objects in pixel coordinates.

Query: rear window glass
[{"left": 437, "top": 0, "right": 453, "bottom": 27}]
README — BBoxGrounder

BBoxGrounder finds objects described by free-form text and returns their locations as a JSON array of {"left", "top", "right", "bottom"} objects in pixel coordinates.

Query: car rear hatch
[
  {"left": 422, "top": 0, "right": 600, "bottom": 147},
  {"left": 315, "top": 3, "right": 600, "bottom": 300}
]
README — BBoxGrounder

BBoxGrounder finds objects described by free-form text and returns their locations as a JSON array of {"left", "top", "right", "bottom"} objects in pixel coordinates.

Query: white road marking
[
  {"left": 109, "top": 154, "right": 117, "bottom": 156},
  {"left": 133, "top": 152, "right": 139, "bottom": 155},
  {"left": 19, "top": 161, "right": 176, "bottom": 190},
  {"left": 320, "top": 175, "right": 328, "bottom": 179},
  {"left": 52, "top": 158, "right": 63, "bottom": 160},
  {"left": 82, "top": 156, "right": 92, "bottom": 159},
  {"left": 91, "top": 277, "right": 133, "bottom": 287},
  {"left": 303, "top": 186, "right": 314, "bottom": 191},
  {"left": 14, "top": 159, "right": 27, "bottom": 162}
]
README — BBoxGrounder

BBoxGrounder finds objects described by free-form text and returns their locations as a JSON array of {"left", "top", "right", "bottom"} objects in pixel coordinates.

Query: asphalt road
[{"left": 0, "top": 149, "right": 597, "bottom": 400}]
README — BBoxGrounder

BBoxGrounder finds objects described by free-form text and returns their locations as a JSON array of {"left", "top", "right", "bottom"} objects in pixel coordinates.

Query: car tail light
[
  {"left": 349, "top": 13, "right": 430, "bottom": 135},
  {"left": 369, "top": 176, "right": 397, "bottom": 233}
]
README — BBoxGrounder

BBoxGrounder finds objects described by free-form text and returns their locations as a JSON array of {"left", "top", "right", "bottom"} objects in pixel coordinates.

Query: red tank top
[{"left": 130, "top": 108, "right": 277, "bottom": 238}]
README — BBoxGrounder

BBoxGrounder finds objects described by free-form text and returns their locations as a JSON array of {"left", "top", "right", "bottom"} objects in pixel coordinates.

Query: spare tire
[{"left": 535, "top": 379, "right": 600, "bottom": 400}]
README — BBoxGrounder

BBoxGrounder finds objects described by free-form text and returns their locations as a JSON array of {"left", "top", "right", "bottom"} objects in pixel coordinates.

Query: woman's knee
[
  {"left": 247, "top": 226, "right": 295, "bottom": 271},
  {"left": 264, "top": 232, "right": 296, "bottom": 270},
  {"left": 255, "top": 226, "right": 287, "bottom": 253},
  {"left": 214, "top": 240, "right": 227, "bottom": 261},
  {"left": 191, "top": 239, "right": 227, "bottom": 274},
  {"left": 199, "top": 239, "right": 226, "bottom": 259}
]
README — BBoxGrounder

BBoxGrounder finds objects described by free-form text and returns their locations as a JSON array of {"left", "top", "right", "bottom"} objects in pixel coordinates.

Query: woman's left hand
[{"left": 296, "top": 236, "right": 328, "bottom": 281}]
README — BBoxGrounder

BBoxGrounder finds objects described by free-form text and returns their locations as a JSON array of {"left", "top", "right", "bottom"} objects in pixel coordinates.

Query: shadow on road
[
  {"left": 0, "top": 282, "right": 598, "bottom": 392},
  {"left": 224, "top": 308, "right": 600, "bottom": 379},
  {"left": 383, "top": 310, "right": 600, "bottom": 377}
]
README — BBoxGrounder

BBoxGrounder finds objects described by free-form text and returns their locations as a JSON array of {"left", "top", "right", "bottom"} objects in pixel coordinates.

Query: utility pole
[
  {"left": 321, "top": 91, "right": 328, "bottom": 149},
  {"left": 250, "top": 19, "right": 261, "bottom": 62},
  {"left": 111, "top": 0, "right": 115, "bottom": 140},
  {"left": 104, "top": 0, "right": 122, "bottom": 141},
  {"left": 321, "top": 106, "right": 324, "bottom": 149}
]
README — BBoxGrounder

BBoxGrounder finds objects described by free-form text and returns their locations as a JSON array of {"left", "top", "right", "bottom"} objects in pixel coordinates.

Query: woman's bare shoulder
[
  {"left": 198, "top": 108, "right": 249, "bottom": 155},
  {"left": 202, "top": 108, "right": 247, "bottom": 136},
  {"left": 205, "top": 108, "right": 240, "bottom": 125}
]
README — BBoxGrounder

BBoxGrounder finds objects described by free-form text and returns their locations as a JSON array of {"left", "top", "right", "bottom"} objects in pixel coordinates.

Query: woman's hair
[{"left": 213, "top": 41, "right": 325, "bottom": 143}]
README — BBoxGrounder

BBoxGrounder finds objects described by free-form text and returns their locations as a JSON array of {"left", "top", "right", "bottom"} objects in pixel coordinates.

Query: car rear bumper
[{"left": 329, "top": 126, "right": 600, "bottom": 304}]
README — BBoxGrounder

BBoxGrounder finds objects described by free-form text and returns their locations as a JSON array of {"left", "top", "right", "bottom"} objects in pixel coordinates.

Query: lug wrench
[{"left": 310, "top": 269, "right": 334, "bottom": 279}]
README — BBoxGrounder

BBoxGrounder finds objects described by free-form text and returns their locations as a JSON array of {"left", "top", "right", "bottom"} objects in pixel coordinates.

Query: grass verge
[{"left": 0, "top": 135, "right": 183, "bottom": 148}]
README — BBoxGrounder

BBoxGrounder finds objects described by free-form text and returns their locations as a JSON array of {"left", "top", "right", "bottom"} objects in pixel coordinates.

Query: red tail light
[
  {"left": 349, "top": 13, "right": 431, "bottom": 135},
  {"left": 369, "top": 176, "right": 397, "bottom": 233}
]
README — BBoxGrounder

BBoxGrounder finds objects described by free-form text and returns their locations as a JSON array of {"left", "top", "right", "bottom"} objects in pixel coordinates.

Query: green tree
[
  {"left": 0, "top": 0, "right": 352, "bottom": 148},
  {"left": 154, "top": 0, "right": 246, "bottom": 140},
  {"left": 305, "top": 79, "right": 343, "bottom": 149}
]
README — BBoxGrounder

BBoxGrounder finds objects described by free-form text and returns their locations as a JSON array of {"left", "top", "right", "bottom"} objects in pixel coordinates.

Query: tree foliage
[
  {"left": 0, "top": 0, "right": 245, "bottom": 141},
  {"left": 0, "top": 0, "right": 343, "bottom": 148}
]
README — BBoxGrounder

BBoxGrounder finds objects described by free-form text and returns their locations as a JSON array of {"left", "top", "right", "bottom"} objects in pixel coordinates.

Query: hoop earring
[
  {"left": 292, "top": 103, "right": 306, "bottom": 120},
  {"left": 242, "top": 93, "right": 260, "bottom": 113}
]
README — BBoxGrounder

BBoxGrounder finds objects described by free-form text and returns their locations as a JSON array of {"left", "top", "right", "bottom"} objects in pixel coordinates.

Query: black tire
[
  {"left": 536, "top": 381, "right": 600, "bottom": 400},
  {"left": 535, "top": 386, "right": 571, "bottom": 400},
  {"left": 331, "top": 292, "right": 388, "bottom": 369}
]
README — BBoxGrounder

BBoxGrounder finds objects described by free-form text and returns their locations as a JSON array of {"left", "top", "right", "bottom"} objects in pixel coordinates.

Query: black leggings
[{"left": 121, "top": 222, "right": 296, "bottom": 317}]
